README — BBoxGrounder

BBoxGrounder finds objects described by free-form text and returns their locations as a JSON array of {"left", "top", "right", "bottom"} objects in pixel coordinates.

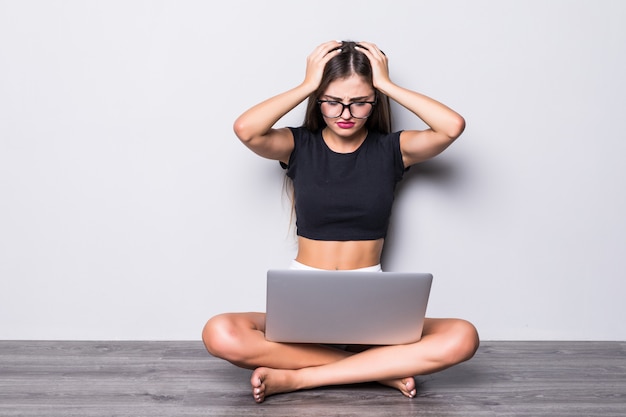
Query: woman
[{"left": 202, "top": 40, "right": 479, "bottom": 403}]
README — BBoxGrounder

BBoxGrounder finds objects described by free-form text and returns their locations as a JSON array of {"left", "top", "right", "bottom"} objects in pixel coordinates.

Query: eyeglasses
[{"left": 317, "top": 99, "right": 377, "bottom": 119}]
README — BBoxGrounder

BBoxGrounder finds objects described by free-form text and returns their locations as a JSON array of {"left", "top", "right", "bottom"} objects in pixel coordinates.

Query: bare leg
[
  {"left": 202, "top": 312, "right": 418, "bottom": 399},
  {"left": 202, "top": 312, "right": 350, "bottom": 369},
  {"left": 343, "top": 344, "right": 417, "bottom": 398},
  {"left": 250, "top": 318, "right": 479, "bottom": 403}
]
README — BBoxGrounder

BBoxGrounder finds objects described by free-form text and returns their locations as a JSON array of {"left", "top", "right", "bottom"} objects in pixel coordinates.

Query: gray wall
[{"left": 1, "top": 0, "right": 625, "bottom": 341}]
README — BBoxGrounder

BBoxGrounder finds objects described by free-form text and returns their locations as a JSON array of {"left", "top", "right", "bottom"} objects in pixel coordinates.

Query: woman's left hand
[{"left": 355, "top": 41, "right": 391, "bottom": 90}]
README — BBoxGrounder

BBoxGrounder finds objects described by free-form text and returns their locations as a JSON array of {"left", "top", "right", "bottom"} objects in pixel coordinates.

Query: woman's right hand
[{"left": 302, "top": 41, "right": 343, "bottom": 91}]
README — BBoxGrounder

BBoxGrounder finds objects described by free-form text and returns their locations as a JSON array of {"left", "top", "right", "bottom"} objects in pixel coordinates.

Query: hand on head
[
  {"left": 354, "top": 41, "right": 391, "bottom": 90},
  {"left": 305, "top": 41, "right": 391, "bottom": 92},
  {"left": 303, "top": 41, "right": 343, "bottom": 91}
]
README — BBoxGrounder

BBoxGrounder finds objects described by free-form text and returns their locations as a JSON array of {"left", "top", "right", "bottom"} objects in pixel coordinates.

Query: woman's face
[{"left": 320, "top": 74, "right": 376, "bottom": 138}]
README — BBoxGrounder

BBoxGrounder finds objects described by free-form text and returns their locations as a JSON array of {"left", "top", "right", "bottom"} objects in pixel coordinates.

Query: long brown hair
[{"left": 302, "top": 41, "right": 392, "bottom": 133}]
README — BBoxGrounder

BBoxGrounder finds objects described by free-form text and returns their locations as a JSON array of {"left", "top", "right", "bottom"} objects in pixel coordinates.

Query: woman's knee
[
  {"left": 202, "top": 314, "right": 243, "bottom": 359},
  {"left": 446, "top": 319, "right": 480, "bottom": 364}
]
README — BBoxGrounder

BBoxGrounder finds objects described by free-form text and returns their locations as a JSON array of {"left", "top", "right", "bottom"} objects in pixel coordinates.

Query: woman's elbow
[
  {"left": 232, "top": 118, "right": 251, "bottom": 144},
  {"left": 448, "top": 115, "right": 466, "bottom": 140}
]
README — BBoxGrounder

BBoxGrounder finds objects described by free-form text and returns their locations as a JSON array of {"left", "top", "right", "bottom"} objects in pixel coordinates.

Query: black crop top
[{"left": 283, "top": 126, "right": 406, "bottom": 241}]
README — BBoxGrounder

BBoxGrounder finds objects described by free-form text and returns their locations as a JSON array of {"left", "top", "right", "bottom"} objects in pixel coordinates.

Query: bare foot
[
  {"left": 250, "top": 367, "right": 300, "bottom": 403},
  {"left": 379, "top": 376, "right": 417, "bottom": 398},
  {"left": 251, "top": 367, "right": 416, "bottom": 403}
]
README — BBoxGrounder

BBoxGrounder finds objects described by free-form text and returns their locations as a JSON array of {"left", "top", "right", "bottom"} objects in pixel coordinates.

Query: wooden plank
[{"left": 0, "top": 341, "right": 624, "bottom": 416}]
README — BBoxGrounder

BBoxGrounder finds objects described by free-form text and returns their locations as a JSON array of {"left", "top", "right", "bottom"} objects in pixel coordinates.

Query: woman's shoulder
[
  {"left": 366, "top": 130, "right": 403, "bottom": 148},
  {"left": 281, "top": 127, "right": 320, "bottom": 170},
  {"left": 366, "top": 130, "right": 406, "bottom": 173},
  {"left": 289, "top": 127, "right": 324, "bottom": 150},
  {"left": 368, "top": 129, "right": 402, "bottom": 138},
  {"left": 289, "top": 126, "right": 319, "bottom": 140}
]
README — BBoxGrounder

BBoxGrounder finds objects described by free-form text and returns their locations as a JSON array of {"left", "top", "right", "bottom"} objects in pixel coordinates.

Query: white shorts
[{"left": 289, "top": 259, "right": 382, "bottom": 272}]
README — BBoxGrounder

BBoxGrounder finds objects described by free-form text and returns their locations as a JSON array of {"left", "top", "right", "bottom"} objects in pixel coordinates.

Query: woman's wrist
[
  {"left": 374, "top": 79, "right": 399, "bottom": 99},
  {"left": 297, "top": 79, "right": 320, "bottom": 98}
]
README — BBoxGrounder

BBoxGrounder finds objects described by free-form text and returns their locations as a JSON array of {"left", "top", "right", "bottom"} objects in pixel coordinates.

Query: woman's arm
[
  {"left": 356, "top": 42, "right": 466, "bottom": 167},
  {"left": 233, "top": 41, "right": 342, "bottom": 163}
]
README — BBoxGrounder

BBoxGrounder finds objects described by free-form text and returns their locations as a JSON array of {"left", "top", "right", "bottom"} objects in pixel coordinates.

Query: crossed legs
[{"left": 202, "top": 312, "right": 479, "bottom": 403}]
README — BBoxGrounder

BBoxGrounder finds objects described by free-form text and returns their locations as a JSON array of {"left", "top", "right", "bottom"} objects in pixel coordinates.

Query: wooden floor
[{"left": 0, "top": 341, "right": 624, "bottom": 416}]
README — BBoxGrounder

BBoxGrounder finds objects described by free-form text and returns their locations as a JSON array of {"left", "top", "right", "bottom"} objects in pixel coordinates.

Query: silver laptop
[{"left": 265, "top": 269, "right": 433, "bottom": 345}]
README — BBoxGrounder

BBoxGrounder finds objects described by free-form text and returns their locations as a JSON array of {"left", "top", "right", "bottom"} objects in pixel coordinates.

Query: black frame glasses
[{"left": 317, "top": 99, "right": 377, "bottom": 119}]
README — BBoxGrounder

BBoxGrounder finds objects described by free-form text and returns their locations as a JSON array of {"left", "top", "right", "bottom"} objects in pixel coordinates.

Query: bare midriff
[{"left": 295, "top": 236, "right": 384, "bottom": 270}]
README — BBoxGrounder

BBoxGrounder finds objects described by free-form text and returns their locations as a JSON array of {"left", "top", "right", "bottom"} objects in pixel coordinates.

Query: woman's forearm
[
  {"left": 233, "top": 83, "right": 315, "bottom": 143},
  {"left": 377, "top": 81, "right": 465, "bottom": 140}
]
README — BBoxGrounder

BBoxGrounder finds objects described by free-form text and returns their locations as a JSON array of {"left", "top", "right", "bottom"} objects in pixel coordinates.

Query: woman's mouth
[{"left": 337, "top": 121, "right": 355, "bottom": 129}]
